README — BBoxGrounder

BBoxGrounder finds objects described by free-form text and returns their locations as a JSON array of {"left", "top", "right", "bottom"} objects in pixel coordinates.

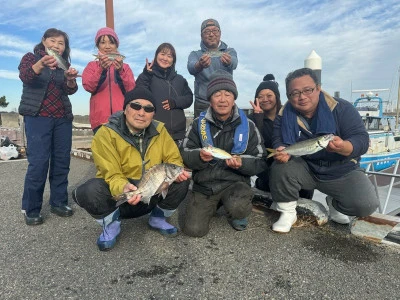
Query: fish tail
[{"left": 266, "top": 148, "right": 276, "bottom": 158}]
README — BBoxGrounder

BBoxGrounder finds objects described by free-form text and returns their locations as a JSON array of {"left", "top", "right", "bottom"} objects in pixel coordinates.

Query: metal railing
[{"left": 364, "top": 157, "right": 400, "bottom": 215}]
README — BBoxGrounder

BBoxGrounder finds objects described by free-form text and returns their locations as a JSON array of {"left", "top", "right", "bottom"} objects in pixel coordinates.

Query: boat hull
[{"left": 361, "top": 151, "right": 400, "bottom": 171}]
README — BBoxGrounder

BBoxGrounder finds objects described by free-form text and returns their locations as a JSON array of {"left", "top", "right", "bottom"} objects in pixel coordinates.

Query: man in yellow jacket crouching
[{"left": 72, "top": 87, "right": 191, "bottom": 251}]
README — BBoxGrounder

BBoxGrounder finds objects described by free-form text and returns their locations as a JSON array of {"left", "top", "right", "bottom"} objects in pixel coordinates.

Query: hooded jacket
[
  {"left": 82, "top": 60, "right": 135, "bottom": 130},
  {"left": 136, "top": 65, "right": 193, "bottom": 140},
  {"left": 187, "top": 41, "right": 238, "bottom": 105},
  {"left": 181, "top": 105, "right": 268, "bottom": 195},
  {"left": 92, "top": 111, "right": 183, "bottom": 196},
  {"left": 273, "top": 91, "right": 369, "bottom": 180}
]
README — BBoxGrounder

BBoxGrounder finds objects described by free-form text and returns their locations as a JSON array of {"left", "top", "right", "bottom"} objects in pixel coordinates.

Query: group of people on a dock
[{"left": 18, "top": 18, "right": 379, "bottom": 251}]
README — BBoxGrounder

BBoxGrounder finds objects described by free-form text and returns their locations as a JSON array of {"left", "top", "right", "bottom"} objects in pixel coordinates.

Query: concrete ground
[{"left": 1, "top": 157, "right": 399, "bottom": 299}]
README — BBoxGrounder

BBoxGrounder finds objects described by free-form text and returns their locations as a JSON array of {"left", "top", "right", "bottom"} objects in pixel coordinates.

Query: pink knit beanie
[{"left": 95, "top": 27, "right": 119, "bottom": 47}]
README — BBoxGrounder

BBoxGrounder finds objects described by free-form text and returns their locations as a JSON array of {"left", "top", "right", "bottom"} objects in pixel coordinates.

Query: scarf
[{"left": 281, "top": 92, "right": 336, "bottom": 145}]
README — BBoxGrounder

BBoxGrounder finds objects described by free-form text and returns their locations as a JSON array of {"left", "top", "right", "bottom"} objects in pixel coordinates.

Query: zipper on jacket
[{"left": 108, "top": 68, "right": 112, "bottom": 115}]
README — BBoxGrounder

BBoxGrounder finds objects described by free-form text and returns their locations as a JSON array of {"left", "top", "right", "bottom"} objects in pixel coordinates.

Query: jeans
[{"left": 21, "top": 116, "right": 72, "bottom": 215}]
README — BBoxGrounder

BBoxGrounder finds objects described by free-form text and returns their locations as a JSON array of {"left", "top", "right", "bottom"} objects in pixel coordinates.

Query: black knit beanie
[
  {"left": 255, "top": 74, "right": 280, "bottom": 100},
  {"left": 207, "top": 70, "right": 238, "bottom": 100},
  {"left": 123, "top": 87, "right": 156, "bottom": 111}
]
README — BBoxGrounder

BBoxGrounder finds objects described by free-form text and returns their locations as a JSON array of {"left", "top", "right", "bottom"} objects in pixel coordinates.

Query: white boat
[{"left": 353, "top": 91, "right": 400, "bottom": 171}]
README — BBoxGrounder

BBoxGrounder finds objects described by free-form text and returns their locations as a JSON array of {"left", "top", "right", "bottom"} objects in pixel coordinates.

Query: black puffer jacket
[
  {"left": 136, "top": 65, "right": 193, "bottom": 140},
  {"left": 181, "top": 106, "right": 268, "bottom": 195}
]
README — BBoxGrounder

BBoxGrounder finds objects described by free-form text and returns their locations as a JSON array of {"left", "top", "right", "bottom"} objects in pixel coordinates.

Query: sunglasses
[{"left": 129, "top": 102, "right": 155, "bottom": 113}]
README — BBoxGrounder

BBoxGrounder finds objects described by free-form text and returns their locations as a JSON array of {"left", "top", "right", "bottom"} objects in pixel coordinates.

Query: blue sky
[{"left": 1, "top": 0, "right": 400, "bottom": 115}]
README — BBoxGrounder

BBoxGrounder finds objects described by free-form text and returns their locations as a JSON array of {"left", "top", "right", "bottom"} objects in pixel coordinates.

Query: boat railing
[{"left": 364, "top": 157, "right": 400, "bottom": 215}]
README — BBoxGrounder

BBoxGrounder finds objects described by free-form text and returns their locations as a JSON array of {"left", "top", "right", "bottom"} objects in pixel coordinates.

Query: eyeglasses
[
  {"left": 129, "top": 102, "right": 155, "bottom": 113},
  {"left": 288, "top": 86, "right": 316, "bottom": 99},
  {"left": 202, "top": 29, "right": 220, "bottom": 35}
]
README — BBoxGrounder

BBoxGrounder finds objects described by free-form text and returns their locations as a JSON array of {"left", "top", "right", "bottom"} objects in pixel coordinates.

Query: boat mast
[
  {"left": 397, "top": 67, "right": 400, "bottom": 131},
  {"left": 105, "top": 0, "right": 114, "bottom": 29}
]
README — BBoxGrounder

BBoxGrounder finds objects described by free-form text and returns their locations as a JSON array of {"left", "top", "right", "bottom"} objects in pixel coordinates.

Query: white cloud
[{"left": 1, "top": 0, "right": 400, "bottom": 114}]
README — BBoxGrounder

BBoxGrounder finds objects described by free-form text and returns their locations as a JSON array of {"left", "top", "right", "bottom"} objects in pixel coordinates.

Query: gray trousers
[
  {"left": 183, "top": 182, "right": 253, "bottom": 237},
  {"left": 269, "top": 157, "right": 379, "bottom": 217}
]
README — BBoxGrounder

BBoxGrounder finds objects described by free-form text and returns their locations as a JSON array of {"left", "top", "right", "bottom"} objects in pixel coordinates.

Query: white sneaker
[
  {"left": 272, "top": 201, "right": 297, "bottom": 233},
  {"left": 326, "top": 196, "right": 351, "bottom": 224}
]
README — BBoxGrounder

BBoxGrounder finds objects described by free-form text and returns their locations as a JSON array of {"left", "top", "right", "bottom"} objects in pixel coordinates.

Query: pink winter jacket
[{"left": 82, "top": 61, "right": 135, "bottom": 130}]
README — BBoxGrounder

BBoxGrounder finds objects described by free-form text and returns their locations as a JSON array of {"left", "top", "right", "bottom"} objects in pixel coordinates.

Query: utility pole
[{"left": 105, "top": 0, "right": 114, "bottom": 29}]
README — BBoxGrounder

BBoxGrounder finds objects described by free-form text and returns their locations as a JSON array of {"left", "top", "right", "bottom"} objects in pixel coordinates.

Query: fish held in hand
[
  {"left": 45, "top": 48, "right": 68, "bottom": 71},
  {"left": 202, "top": 145, "right": 233, "bottom": 159},
  {"left": 205, "top": 50, "right": 230, "bottom": 58},
  {"left": 267, "top": 134, "right": 334, "bottom": 158},
  {"left": 113, "top": 163, "right": 184, "bottom": 207},
  {"left": 93, "top": 53, "right": 126, "bottom": 61}
]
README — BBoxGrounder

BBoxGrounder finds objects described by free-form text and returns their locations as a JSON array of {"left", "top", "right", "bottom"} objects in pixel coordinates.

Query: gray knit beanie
[{"left": 207, "top": 70, "right": 238, "bottom": 100}]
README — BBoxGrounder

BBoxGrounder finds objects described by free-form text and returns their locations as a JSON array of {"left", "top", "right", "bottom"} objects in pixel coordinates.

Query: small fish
[
  {"left": 202, "top": 145, "right": 233, "bottom": 159},
  {"left": 46, "top": 48, "right": 68, "bottom": 71},
  {"left": 93, "top": 53, "right": 126, "bottom": 61},
  {"left": 112, "top": 163, "right": 184, "bottom": 206},
  {"left": 205, "top": 50, "right": 230, "bottom": 58},
  {"left": 267, "top": 134, "right": 334, "bottom": 158}
]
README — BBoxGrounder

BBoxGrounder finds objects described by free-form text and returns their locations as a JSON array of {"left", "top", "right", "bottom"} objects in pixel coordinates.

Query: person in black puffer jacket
[
  {"left": 181, "top": 70, "right": 268, "bottom": 237},
  {"left": 136, "top": 43, "right": 193, "bottom": 145}
]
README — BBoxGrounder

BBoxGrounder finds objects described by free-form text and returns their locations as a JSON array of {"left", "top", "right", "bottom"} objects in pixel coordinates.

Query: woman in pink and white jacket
[{"left": 82, "top": 27, "right": 135, "bottom": 133}]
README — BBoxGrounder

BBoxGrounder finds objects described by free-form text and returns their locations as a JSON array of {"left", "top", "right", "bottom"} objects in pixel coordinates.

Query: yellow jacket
[{"left": 92, "top": 111, "right": 183, "bottom": 196}]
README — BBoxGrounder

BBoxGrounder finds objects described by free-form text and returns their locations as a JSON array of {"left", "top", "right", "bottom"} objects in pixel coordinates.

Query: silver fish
[
  {"left": 93, "top": 53, "right": 126, "bottom": 61},
  {"left": 205, "top": 51, "right": 224, "bottom": 57},
  {"left": 113, "top": 163, "right": 184, "bottom": 206},
  {"left": 202, "top": 145, "right": 233, "bottom": 159},
  {"left": 267, "top": 134, "right": 334, "bottom": 158},
  {"left": 45, "top": 48, "right": 68, "bottom": 71}
]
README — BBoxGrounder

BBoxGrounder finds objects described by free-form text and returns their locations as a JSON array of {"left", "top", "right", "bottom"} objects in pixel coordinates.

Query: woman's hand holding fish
[
  {"left": 123, "top": 183, "right": 141, "bottom": 206},
  {"left": 113, "top": 57, "right": 123, "bottom": 71},
  {"left": 200, "top": 148, "right": 214, "bottom": 162},
  {"left": 326, "top": 136, "right": 353, "bottom": 156},
  {"left": 175, "top": 170, "right": 191, "bottom": 183},
  {"left": 274, "top": 146, "right": 291, "bottom": 163},
  {"left": 98, "top": 52, "right": 113, "bottom": 69},
  {"left": 65, "top": 68, "right": 79, "bottom": 87},
  {"left": 35, "top": 55, "right": 57, "bottom": 73},
  {"left": 226, "top": 155, "right": 242, "bottom": 170}
]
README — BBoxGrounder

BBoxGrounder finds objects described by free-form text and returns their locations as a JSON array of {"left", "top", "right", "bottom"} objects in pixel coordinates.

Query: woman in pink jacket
[{"left": 82, "top": 27, "right": 136, "bottom": 133}]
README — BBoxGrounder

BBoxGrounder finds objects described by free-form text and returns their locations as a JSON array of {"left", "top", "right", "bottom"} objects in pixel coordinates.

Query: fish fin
[
  {"left": 141, "top": 196, "right": 151, "bottom": 204},
  {"left": 266, "top": 148, "right": 276, "bottom": 158},
  {"left": 155, "top": 182, "right": 171, "bottom": 198}
]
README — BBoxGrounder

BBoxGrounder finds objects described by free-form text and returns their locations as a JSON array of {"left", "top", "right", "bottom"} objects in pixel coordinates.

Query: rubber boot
[
  {"left": 272, "top": 201, "right": 297, "bottom": 233},
  {"left": 148, "top": 206, "right": 178, "bottom": 237},
  {"left": 326, "top": 196, "right": 351, "bottom": 225},
  {"left": 96, "top": 209, "right": 121, "bottom": 251}
]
